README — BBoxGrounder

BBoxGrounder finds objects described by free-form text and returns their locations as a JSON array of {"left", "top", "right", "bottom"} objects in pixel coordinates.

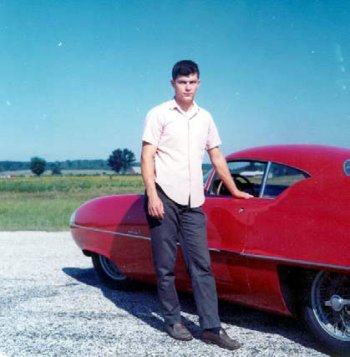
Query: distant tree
[
  {"left": 51, "top": 162, "right": 62, "bottom": 175},
  {"left": 30, "top": 157, "right": 47, "bottom": 176},
  {"left": 121, "top": 148, "right": 136, "bottom": 172},
  {"left": 108, "top": 148, "right": 136, "bottom": 174}
]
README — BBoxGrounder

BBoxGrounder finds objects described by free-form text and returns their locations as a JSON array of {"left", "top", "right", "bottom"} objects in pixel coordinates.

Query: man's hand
[
  {"left": 141, "top": 142, "right": 165, "bottom": 219},
  {"left": 233, "top": 190, "right": 253, "bottom": 199},
  {"left": 147, "top": 193, "right": 165, "bottom": 219}
]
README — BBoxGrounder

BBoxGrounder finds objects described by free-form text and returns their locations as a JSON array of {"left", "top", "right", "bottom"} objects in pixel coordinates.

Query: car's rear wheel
[
  {"left": 302, "top": 270, "right": 350, "bottom": 355},
  {"left": 91, "top": 253, "right": 134, "bottom": 290}
]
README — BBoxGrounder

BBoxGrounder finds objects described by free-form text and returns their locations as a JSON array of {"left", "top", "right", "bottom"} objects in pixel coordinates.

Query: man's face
[{"left": 171, "top": 73, "right": 200, "bottom": 106}]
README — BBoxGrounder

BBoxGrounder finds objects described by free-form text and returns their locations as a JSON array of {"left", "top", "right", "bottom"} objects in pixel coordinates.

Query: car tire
[
  {"left": 302, "top": 270, "right": 350, "bottom": 356},
  {"left": 91, "top": 253, "right": 135, "bottom": 290}
]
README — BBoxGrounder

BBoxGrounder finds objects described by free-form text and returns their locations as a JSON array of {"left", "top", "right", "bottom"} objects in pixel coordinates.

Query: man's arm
[
  {"left": 208, "top": 147, "right": 252, "bottom": 199},
  {"left": 141, "top": 142, "right": 165, "bottom": 219}
]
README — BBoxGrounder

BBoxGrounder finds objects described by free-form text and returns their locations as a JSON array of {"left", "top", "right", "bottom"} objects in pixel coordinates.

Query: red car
[{"left": 70, "top": 145, "right": 350, "bottom": 355}]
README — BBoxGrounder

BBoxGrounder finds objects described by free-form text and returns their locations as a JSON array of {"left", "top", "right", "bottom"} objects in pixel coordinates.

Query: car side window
[
  {"left": 262, "top": 163, "right": 309, "bottom": 198},
  {"left": 208, "top": 160, "right": 267, "bottom": 197}
]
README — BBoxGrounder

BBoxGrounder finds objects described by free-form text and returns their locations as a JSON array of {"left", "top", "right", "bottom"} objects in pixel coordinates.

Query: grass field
[{"left": 0, "top": 175, "right": 144, "bottom": 231}]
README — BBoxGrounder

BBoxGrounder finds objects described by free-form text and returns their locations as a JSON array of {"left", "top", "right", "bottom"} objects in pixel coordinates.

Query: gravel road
[{"left": 0, "top": 231, "right": 330, "bottom": 357}]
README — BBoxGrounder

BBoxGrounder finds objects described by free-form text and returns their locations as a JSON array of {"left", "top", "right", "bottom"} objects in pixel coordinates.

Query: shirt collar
[{"left": 169, "top": 98, "right": 199, "bottom": 118}]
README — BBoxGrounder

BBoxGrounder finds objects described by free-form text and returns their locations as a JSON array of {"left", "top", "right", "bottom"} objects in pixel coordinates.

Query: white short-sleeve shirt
[{"left": 142, "top": 99, "right": 221, "bottom": 207}]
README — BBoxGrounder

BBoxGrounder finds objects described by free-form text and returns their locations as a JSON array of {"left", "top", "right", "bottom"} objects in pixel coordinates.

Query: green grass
[{"left": 0, "top": 175, "right": 144, "bottom": 231}]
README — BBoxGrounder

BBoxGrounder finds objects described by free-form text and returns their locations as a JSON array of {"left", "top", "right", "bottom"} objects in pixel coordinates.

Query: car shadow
[
  {"left": 63, "top": 267, "right": 173, "bottom": 334},
  {"left": 62, "top": 266, "right": 328, "bottom": 355}
]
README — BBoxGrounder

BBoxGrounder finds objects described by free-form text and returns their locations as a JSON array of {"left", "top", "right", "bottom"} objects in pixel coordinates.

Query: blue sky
[{"left": 0, "top": 0, "right": 349, "bottom": 161}]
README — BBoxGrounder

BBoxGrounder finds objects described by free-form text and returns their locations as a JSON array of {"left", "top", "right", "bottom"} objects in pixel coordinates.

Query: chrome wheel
[
  {"left": 91, "top": 253, "right": 133, "bottom": 290},
  {"left": 311, "top": 271, "right": 350, "bottom": 341},
  {"left": 98, "top": 255, "right": 127, "bottom": 282}
]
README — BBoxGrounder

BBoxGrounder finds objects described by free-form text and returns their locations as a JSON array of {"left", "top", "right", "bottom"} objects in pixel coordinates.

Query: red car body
[{"left": 70, "top": 145, "right": 350, "bottom": 354}]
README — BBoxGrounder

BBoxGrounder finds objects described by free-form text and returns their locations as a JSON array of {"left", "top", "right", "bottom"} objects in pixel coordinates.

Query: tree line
[
  {"left": 1, "top": 148, "right": 137, "bottom": 176},
  {"left": 0, "top": 159, "right": 109, "bottom": 171}
]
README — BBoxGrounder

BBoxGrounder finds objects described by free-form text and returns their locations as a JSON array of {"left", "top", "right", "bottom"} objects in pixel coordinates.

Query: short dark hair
[{"left": 172, "top": 60, "right": 200, "bottom": 80}]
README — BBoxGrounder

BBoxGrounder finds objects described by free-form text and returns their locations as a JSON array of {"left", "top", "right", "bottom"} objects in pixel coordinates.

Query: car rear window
[{"left": 262, "top": 163, "right": 309, "bottom": 198}]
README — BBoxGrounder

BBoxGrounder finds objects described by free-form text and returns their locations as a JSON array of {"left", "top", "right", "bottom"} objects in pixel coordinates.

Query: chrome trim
[
  {"left": 71, "top": 224, "right": 151, "bottom": 241},
  {"left": 69, "top": 209, "right": 77, "bottom": 227},
  {"left": 240, "top": 251, "right": 350, "bottom": 272},
  {"left": 259, "top": 161, "right": 271, "bottom": 198},
  {"left": 71, "top": 224, "right": 350, "bottom": 272}
]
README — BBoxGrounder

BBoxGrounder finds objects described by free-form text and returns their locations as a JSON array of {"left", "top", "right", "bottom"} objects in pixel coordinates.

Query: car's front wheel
[
  {"left": 91, "top": 253, "right": 134, "bottom": 290},
  {"left": 302, "top": 270, "right": 350, "bottom": 355}
]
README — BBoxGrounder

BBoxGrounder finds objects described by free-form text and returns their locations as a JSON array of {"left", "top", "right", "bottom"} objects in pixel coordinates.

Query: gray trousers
[{"left": 145, "top": 186, "right": 221, "bottom": 330}]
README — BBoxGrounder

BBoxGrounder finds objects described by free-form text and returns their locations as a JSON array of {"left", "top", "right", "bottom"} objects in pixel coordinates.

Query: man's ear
[{"left": 170, "top": 79, "right": 175, "bottom": 88}]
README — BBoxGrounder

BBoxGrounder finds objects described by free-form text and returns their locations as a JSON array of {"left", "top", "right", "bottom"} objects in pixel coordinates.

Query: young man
[{"left": 141, "top": 60, "right": 251, "bottom": 351}]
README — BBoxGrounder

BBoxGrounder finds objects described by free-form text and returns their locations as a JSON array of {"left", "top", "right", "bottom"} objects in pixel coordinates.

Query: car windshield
[{"left": 203, "top": 165, "right": 213, "bottom": 186}]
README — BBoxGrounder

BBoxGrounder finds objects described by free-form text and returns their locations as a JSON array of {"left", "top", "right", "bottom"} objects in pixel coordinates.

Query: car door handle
[{"left": 239, "top": 208, "right": 244, "bottom": 214}]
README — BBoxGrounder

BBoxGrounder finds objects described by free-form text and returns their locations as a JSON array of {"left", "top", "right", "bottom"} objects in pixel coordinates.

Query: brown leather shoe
[
  {"left": 202, "top": 328, "right": 241, "bottom": 350},
  {"left": 164, "top": 322, "right": 193, "bottom": 341}
]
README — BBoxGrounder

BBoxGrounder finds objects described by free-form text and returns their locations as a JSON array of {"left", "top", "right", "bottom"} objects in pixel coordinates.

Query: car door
[
  {"left": 241, "top": 162, "right": 310, "bottom": 311},
  {"left": 203, "top": 160, "right": 268, "bottom": 302}
]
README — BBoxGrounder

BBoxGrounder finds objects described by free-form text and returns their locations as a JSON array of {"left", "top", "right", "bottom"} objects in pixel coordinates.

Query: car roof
[{"left": 226, "top": 145, "right": 350, "bottom": 177}]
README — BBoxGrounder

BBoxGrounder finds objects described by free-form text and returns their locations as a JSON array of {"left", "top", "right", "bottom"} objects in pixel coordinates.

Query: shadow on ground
[{"left": 63, "top": 266, "right": 328, "bottom": 355}]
